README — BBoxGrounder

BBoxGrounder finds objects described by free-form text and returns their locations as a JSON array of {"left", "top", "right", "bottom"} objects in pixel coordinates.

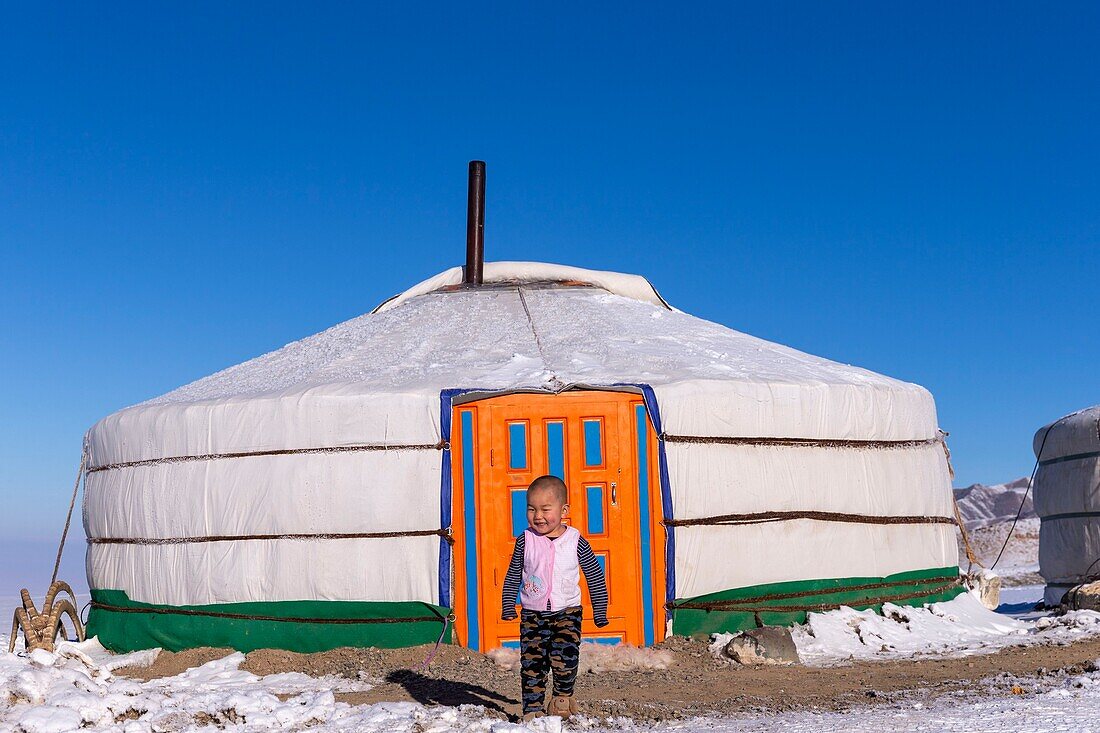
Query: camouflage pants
[{"left": 519, "top": 606, "right": 582, "bottom": 714}]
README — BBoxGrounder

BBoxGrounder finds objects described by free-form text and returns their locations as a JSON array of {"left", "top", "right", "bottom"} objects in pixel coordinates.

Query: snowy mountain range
[{"left": 953, "top": 477, "right": 1034, "bottom": 530}]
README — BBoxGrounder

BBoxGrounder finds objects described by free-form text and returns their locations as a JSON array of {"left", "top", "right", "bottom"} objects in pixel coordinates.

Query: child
[{"left": 501, "top": 474, "right": 609, "bottom": 720}]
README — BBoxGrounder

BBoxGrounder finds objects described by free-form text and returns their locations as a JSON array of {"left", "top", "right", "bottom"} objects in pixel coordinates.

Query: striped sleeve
[
  {"left": 501, "top": 533, "right": 525, "bottom": 619},
  {"left": 577, "top": 537, "right": 609, "bottom": 626}
]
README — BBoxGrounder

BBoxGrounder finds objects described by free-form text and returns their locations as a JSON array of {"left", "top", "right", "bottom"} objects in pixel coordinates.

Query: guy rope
[{"left": 8, "top": 439, "right": 88, "bottom": 652}]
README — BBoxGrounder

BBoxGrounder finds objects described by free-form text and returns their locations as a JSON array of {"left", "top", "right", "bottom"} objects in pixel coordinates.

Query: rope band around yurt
[
  {"left": 1040, "top": 511, "right": 1100, "bottom": 522},
  {"left": 87, "top": 528, "right": 455, "bottom": 546},
  {"left": 659, "top": 434, "right": 943, "bottom": 450},
  {"left": 86, "top": 440, "right": 449, "bottom": 473},
  {"left": 88, "top": 601, "right": 455, "bottom": 626},
  {"left": 663, "top": 511, "right": 957, "bottom": 528},
  {"left": 668, "top": 576, "right": 961, "bottom": 614},
  {"left": 669, "top": 573, "right": 959, "bottom": 609},
  {"left": 660, "top": 429, "right": 986, "bottom": 570},
  {"left": 1038, "top": 450, "right": 1100, "bottom": 466}
]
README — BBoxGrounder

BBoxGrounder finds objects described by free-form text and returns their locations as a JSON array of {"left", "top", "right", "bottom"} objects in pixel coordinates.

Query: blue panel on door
[
  {"left": 583, "top": 419, "right": 603, "bottom": 466},
  {"left": 635, "top": 404, "right": 655, "bottom": 646},
  {"left": 596, "top": 553, "right": 609, "bottom": 603},
  {"left": 586, "top": 485, "right": 605, "bottom": 534},
  {"left": 546, "top": 422, "right": 565, "bottom": 479},
  {"left": 508, "top": 422, "right": 527, "bottom": 470},
  {"left": 581, "top": 636, "right": 624, "bottom": 646},
  {"left": 511, "top": 489, "right": 528, "bottom": 536},
  {"left": 460, "top": 410, "right": 479, "bottom": 650}
]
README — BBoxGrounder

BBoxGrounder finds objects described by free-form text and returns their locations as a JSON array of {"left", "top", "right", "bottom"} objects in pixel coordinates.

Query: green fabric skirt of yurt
[
  {"left": 87, "top": 589, "right": 452, "bottom": 653},
  {"left": 89, "top": 567, "right": 962, "bottom": 652},
  {"left": 670, "top": 566, "right": 964, "bottom": 637}
]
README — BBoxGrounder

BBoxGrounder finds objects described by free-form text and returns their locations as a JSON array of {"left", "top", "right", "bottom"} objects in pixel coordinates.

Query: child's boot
[
  {"left": 522, "top": 712, "right": 543, "bottom": 723},
  {"left": 548, "top": 694, "right": 575, "bottom": 718}
]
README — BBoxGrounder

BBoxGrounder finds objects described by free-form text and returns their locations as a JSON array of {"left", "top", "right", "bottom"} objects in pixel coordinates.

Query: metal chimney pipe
[{"left": 465, "top": 160, "right": 485, "bottom": 285}]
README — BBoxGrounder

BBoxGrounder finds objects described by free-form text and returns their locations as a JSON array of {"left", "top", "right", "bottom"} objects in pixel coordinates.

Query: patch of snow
[
  {"left": 55, "top": 637, "right": 160, "bottom": 671},
  {"left": 689, "top": 666, "right": 1100, "bottom": 732},
  {"left": 775, "top": 593, "right": 1100, "bottom": 666},
  {"left": 995, "top": 584, "right": 1045, "bottom": 619},
  {"left": 0, "top": 639, "right": 380, "bottom": 732},
  {"left": 1034, "top": 608, "right": 1100, "bottom": 633},
  {"left": 11, "top": 705, "right": 83, "bottom": 733},
  {"left": 708, "top": 633, "right": 736, "bottom": 659}
]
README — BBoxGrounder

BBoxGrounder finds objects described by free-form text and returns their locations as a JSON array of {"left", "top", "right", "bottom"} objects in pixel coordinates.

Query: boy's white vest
[{"left": 520, "top": 526, "right": 582, "bottom": 611}]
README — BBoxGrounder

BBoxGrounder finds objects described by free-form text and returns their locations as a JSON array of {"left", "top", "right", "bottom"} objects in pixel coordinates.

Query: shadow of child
[{"left": 385, "top": 669, "right": 518, "bottom": 716}]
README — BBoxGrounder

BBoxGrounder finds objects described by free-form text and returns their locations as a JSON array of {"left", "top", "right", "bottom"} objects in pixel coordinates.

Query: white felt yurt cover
[
  {"left": 1033, "top": 406, "right": 1100, "bottom": 606},
  {"left": 84, "top": 262, "right": 957, "bottom": 623}
]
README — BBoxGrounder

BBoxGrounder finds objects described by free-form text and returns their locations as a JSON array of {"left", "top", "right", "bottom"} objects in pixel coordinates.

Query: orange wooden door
[{"left": 451, "top": 391, "right": 665, "bottom": 651}]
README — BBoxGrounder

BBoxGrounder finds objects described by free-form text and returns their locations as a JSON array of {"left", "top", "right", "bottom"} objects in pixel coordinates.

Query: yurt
[
  {"left": 83, "top": 164, "right": 961, "bottom": 653},
  {"left": 1033, "top": 405, "right": 1100, "bottom": 606},
  {"left": 83, "top": 259, "right": 963, "bottom": 653}
]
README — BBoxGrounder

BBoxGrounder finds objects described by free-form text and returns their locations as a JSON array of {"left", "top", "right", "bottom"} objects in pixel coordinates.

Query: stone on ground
[
  {"left": 966, "top": 569, "right": 1002, "bottom": 610},
  {"left": 723, "top": 627, "right": 800, "bottom": 665},
  {"left": 1063, "top": 581, "right": 1100, "bottom": 611}
]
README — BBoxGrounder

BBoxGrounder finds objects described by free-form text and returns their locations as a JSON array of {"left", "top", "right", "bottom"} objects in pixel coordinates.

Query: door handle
[{"left": 611, "top": 482, "right": 617, "bottom": 506}]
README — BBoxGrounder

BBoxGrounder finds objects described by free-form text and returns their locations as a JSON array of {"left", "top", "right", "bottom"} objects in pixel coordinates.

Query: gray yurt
[{"left": 1033, "top": 405, "right": 1100, "bottom": 606}]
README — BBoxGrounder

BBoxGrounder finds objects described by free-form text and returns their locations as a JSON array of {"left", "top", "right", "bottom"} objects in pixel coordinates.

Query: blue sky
[{"left": 1, "top": 3, "right": 1097, "bottom": 551}]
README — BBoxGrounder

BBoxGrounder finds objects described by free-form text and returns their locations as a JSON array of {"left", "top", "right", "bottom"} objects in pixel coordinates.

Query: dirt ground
[{"left": 117, "top": 634, "right": 1100, "bottom": 722}]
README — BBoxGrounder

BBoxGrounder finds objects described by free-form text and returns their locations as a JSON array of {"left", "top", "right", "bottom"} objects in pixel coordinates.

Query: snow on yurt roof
[
  {"left": 1034, "top": 405, "right": 1100, "bottom": 460},
  {"left": 372, "top": 261, "right": 672, "bottom": 312},
  {"left": 148, "top": 261, "right": 915, "bottom": 403},
  {"left": 88, "top": 262, "right": 939, "bottom": 467}
]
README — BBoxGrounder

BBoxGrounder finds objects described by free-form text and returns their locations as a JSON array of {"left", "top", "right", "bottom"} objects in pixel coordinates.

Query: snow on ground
[
  {"left": 792, "top": 594, "right": 1026, "bottom": 665},
  {"left": 5, "top": 592, "right": 1100, "bottom": 732},
  {"left": 674, "top": 668, "right": 1100, "bottom": 733},
  {"left": 0, "top": 638, "right": 383, "bottom": 733},
  {"left": 711, "top": 593, "right": 1100, "bottom": 667},
  {"left": 996, "top": 584, "right": 1046, "bottom": 620},
  {"left": 9, "top": 632, "right": 1100, "bottom": 733}
]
